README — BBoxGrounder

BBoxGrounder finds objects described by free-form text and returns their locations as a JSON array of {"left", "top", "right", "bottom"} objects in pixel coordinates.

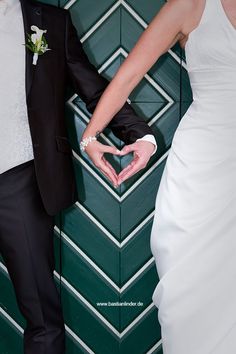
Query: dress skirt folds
[{"left": 150, "top": 0, "right": 236, "bottom": 353}]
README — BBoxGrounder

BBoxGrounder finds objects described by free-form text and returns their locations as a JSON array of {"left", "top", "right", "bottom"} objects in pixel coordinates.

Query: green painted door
[{"left": 0, "top": 1, "right": 192, "bottom": 353}]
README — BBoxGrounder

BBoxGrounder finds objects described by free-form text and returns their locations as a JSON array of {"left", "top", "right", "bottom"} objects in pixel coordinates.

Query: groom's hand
[
  {"left": 84, "top": 141, "right": 121, "bottom": 187},
  {"left": 117, "top": 141, "right": 156, "bottom": 185}
]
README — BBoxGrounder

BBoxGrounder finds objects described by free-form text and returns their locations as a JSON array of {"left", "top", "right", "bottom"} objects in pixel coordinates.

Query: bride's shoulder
[
  {"left": 161, "top": 0, "right": 202, "bottom": 24},
  {"left": 166, "top": 0, "right": 199, "bottom": 11},
  {"left": 165, "top": 0, "right": 205, "bottom": 35},
  {"left": 161, "top": 0, "right": 200, "bottom": 20}
]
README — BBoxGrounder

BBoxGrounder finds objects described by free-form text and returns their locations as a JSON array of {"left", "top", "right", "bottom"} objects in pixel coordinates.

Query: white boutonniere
[{"left": 25, "top": 25, "right": 51, "bottom": 65}]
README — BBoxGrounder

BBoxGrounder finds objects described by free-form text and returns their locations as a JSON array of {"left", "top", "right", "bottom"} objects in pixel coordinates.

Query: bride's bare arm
[{"left": 82, "top": 0, "right": 196, "bottom": 139}]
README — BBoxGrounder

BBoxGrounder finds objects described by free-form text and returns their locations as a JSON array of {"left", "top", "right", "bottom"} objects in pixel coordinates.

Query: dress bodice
[{"left": 185, "top": 0, "right": 236, "bottom": 103}]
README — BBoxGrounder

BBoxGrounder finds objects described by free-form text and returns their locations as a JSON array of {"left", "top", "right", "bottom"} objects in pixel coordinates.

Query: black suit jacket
[{"left": 20, "top": 0, "right": 154, "bottom": 215}]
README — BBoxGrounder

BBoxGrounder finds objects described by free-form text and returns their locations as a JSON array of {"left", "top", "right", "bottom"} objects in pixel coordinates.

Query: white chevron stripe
[
  {"left": 55, "top": 270, "right": 157, "bottom": 338},
  {"left": 75, "top": 202, "right": 121, "bottom": 247},
  {"left": 0, "top": 261, "right": 7, "bottom": 273},
  {"left": 97, "top": 46, "right": 174, "bottom": 105},
  {"left": 72, "top": 200, "right": 155, "bottom": 248},
  {"left": 121, "top": 302, "right": 155, "bottom": 337},
  {"left": 120, "top": 211, "right": 155, "bottom": 248},
  {"left": 67, "top": 46, "right": 174, "bottom": 130},
  {"left": 0, "top": 306, "right": 23, "bottom": 334},
  {"left": 0, "top": 302, "right": 161, "bottom": 353},
  {"left": 119, "top": 142, "right": 169, "bottom": 201},
  {"left": 98, "top": 48, "right": 122, "bottom": 74},
  {"left": 66, "top": 43, "right": 172, "bottom": 202},
  {"left": 65, "top": 324, "right": 95, "bottom": 354},
  {"left": 0, "top": 267, "right": 97, "bottom": 353},
  {"left": 121, "top": 0, "right": 187, "bottom": 69},
  {"left": 67, "top": 96, "right": 116, "bottom": 147},
  {"left": 121, "top": 0, "right": 147, "bottom": 28},
  {"left": 72, "top": 150, "right": 121, "bottom": 201},
  {"left": 54, "top": 270, "right": 120, "bottom": 337},
  {"left": 170, "top": 48, "right": 187, "bottom": 69},
  {"left": 54, "top": 226, "right": 120, "bottom": 293},
  {"left": 120, "top": 257, "right": 154, "bottom": 293},
  {"left": 80, "top": 1, "right": 121, "bottom": 43},
  {"left": 144, "top": 74, "right": 173, "bottom": 106},
  {"left": 54, "top": 226, "right": 155, "bottom": 294},
  {"left": 71, "top": 148, "right": 170, "bottom": 203},
  {"left": 65, "top": 0, "right": 187, "bottom": 70},
  {"left": 119, "top": 48, "right": 174, "bottom": 106},
  {"left": 68, "top": 94, "right": 137, "bottom": 148},
  {"left": 0, "top": 262, "right": 157, "bottom": 339},
  {"left": 148, "top": 102, "right": 173, "bottom": 127},
  {"left": 63, "top": 0, "right": 77, "bottom": 10},
  {"left": 146, "top": 339, "right": 163, "bottom": 354}
]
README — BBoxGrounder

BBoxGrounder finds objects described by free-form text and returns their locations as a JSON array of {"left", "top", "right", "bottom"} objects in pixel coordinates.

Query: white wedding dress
[{"left": 150, "top": 0, "right": 236, "bottom": 353}]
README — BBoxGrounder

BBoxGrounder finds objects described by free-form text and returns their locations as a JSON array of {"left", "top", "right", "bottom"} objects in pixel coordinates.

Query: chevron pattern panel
[{"left": 0, "top": 1, "right": 192, "bottom": 353}]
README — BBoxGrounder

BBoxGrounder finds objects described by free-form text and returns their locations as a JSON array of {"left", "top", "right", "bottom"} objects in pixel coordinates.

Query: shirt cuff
[{"left": 135, "top": 134, "right": 157, "bottom": 156}]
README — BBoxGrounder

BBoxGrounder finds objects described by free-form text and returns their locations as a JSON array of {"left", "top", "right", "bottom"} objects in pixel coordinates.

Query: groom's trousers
[{"left": 0, "top": 160, "right": 65, "bottom": 354}]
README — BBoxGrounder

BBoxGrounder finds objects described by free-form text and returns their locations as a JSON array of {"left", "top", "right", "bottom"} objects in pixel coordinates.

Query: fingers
[
  {"left": 101, "top": 145, "right": 121, "bottom": 155},
  {"left": 119, "top": 143, "right": 138, "bottom": 156},
  {"left": 94, "top": 156, "right": 118, "bottom": 187},
  {"left": 85, "top": 140, "right": 152, "bottom": 186},
  {"left": 102, "top": 156, "right": 118, "bottom": 181},
  {"left": 118, "top": 155, "right": 139, "bottom": 180},
  {"left": 85, "top": 141, "right": 121, "bottom": 157},
  {"left": 84, "top": 141, "right": 120, "bottom": 186},
  {"left": 102, "top": 156, "right": 116, "bottom": 174},
  {"left": 97, "top": 145, "right": 121, "bottom": 186},
  {"left": 117, "top": 155, "right": 146, "bottom": 185},
  {"left": 117, "top": 141, "right": 156, "bottom": 184},
  {"left": 117, "top": 164, "right": 139, "bottom": 185},
  {"left": 100, "top": 163, "right": 118, "bottom": 187}
]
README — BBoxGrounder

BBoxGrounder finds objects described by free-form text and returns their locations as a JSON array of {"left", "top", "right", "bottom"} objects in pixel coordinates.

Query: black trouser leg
[{"left": 0, "top": 160, "right": 65, "bottom": 354}]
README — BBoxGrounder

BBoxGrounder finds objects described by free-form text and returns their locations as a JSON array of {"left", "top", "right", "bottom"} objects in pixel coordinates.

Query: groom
[{"left": 0, "top": 0, "right": 156, "bottom": 353}]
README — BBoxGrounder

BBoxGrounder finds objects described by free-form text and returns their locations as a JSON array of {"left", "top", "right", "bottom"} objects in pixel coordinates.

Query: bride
[{"left": 80, "top": 0, "right": 236, "bottom": 353}]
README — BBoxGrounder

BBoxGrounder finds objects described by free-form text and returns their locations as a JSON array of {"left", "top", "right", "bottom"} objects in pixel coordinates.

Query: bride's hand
[
  {"left": 84, "top": 140, "right": 121, "bottom": 187},
  {"left": 117, "top": 140, "right": 156, "bottom": 185}
]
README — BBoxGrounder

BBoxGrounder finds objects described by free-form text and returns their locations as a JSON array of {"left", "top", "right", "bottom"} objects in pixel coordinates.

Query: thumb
[
  {"left": 102, "top": 145, "right": 121, "bottom": 155},
  {"left": 120, "top": 143, "right": 137, "bottom": 155}
]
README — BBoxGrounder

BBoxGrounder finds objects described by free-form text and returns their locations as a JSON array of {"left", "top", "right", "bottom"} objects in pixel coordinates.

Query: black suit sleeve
[{"left": 64, "top": 11, "right": 154, "bottom": 145}]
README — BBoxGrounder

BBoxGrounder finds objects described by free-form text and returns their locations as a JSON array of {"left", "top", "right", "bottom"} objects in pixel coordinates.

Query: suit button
[{"left": 33, "top": 143, "right": 39, "bottom": 148}]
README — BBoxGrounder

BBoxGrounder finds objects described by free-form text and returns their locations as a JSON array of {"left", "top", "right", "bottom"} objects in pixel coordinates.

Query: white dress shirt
[
  {"left": 0, "top": 0, "right": 34, "bottom": 174},
  {"left": 0, "top": 0, "right": 157, "bottom": 175}
]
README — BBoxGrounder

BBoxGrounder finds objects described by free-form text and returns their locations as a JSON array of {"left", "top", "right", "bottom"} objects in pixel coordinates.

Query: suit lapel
[{"left": 20, "top": 0, "right": 42, "bottom": 98}]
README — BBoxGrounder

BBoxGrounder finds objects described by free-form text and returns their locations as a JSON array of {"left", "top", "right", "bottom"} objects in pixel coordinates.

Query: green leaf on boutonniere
[{"left": 24, "top": 25, "right": 51, "bottom": 65}]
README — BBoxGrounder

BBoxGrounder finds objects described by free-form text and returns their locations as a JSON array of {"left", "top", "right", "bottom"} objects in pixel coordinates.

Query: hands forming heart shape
[{"left": 84, "top": 140, "right": 156, "bottom": 187}]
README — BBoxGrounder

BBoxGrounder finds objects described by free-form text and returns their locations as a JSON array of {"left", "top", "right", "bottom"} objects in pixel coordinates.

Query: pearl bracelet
[
  {"left": 80, "top": 136, "right": 97, "bottom": 151},
  {"left": 80, "top": 131, "right": 101, "bottom": 152}
]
